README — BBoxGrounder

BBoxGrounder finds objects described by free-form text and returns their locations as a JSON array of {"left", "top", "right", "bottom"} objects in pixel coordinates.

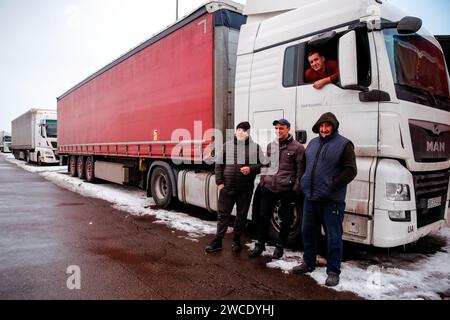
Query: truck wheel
[
  {"left": 268, "top": 197, "right": 304, "bottom": 248},
  {"left": 37, "top": 153, "right": 42, "bottom": 166},
  {"left": 85, "top": 156, "right": 96, "bottom": 183},
  {"left": 150, "top": 166, "right": 173, "bottom": 208},
  {"left": 77, "top": 156, "right": 86, "bottom": 179},
  {"left": 69, "top": 156, "right": 77, "bottom": 177}
]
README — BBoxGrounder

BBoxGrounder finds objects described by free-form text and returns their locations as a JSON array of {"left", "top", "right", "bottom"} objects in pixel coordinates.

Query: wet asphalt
[{"left": 0, "top": 156, "right": 360, "bottom": 300}]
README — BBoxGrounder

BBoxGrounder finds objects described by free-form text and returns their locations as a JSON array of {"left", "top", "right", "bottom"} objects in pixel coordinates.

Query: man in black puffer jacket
[
  {"left": 205, "top": 122, "right": 263, "bottom": 254},
  {"left": 248, "top": 119, "right": 305, "bottom": 260}
]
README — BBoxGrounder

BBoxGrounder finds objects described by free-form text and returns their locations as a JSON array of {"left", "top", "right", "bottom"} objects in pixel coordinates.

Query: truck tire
[
  {"left": 69, "top": 156, "right": 77, "bottom": 177},
  {"left": 85, "top": 156, "right": 96, "bottom": 183},
  {"left": 268, "top": 196, "right": 304, "bottom": 248},
  {"left": 77, "top": 156, "right": 86, "bottom": 179},
  {"left": 150, "top": 166, "right": 173, "bottom": 208},
  {"left": 37, "top": 152, "right": 42, "bottom": 166}
]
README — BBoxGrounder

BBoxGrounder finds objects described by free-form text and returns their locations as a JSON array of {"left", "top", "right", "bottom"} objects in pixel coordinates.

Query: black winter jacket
[{"left": 215, "top": 137, "right": 263, "bottom": 192}]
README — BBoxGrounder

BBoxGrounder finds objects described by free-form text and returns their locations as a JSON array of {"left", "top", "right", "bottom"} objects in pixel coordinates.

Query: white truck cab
[
  {"left": 11, "top": 109, "right": 59, "bottom": 165},
  {"left": 235, "top": 0, "right": 450, "bottom": 247}
]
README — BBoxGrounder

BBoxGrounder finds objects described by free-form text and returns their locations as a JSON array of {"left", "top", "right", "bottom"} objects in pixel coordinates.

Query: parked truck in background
[
  {"left": 0, "top": 131, "right": 12, "bottom": 153},
  {"left": 57, "top": 0, "right": 450, "bottom": 248},
  {"left": 11, "top": 109, "right": 59, "bottom": 165}
]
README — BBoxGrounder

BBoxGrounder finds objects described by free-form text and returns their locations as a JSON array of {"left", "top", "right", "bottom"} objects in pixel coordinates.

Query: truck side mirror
[
  {"left": 397, "top": 16, "right": 422, "bottom": 34},
  {"left": 380, "top": 16, "right": 422, "bottom": 34},
  {"left": 338, "top": 30, "right": 358, "bottom": 88}
]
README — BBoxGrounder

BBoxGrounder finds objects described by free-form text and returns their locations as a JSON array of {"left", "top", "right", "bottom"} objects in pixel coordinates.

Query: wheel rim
[
  {"left": 77, "top": 158, "right": 83, "bottom": 176},
  {"left": 86, "top": 159, "right": 93, "bottom": 180},
  {"left": 270, "top": 202, "right": 299, "bottom": 233},
  {"left": 154, "top": 174, "right": 168, "bottom": 200},
  {"left": 70, "top": 158, "right": 76, "bottom": 175}
]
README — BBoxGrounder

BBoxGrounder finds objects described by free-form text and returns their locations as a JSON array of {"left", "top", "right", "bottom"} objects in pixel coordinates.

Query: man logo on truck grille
[{"left": 427, "top": 141, "right": 445, "bottom": 153}]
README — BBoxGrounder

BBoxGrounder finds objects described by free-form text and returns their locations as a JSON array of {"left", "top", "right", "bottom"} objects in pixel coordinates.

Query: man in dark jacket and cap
[
  {"left": 292, "top": 112, "right": 357, "bottom": 287},
  {"left": 205, "top": 121, "right": 263, "bottom": 254},
  {"left": 248, "top": 118, "right": 305, "bottom": 259}
]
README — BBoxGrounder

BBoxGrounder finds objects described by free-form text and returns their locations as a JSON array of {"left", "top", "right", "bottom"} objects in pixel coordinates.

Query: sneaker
[
  {"left": 205, "top": 238, "right": 222, "bottom": 253},
  {"left": 325, "top": 272, "right": 340, "bottom": 287},
  {"left": 248, "top": 242, "right": 265, "bottom": 258},
  {"left": 271, "top": 245, "right": 284, "bottom": 259},
  {"left": 291, "top": 263, "right": 314, "bottom": 275},
  {"left": 232, "top": 240, "right": 242, "bottom": 253}
]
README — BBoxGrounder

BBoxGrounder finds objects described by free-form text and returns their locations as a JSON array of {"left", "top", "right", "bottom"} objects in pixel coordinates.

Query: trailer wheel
[
  {"left": 268, "top": 196, "right": 304, "bottom": 248},
  {"left": 85, "top": 156, "right": 96, "bottom": 183},
  {"left": 77, "top": 156, "right": 86, "bottom": 180},
  {"left": 69, "top": 156, "right": 77, "bottom": 177},
  {"left": 150, "top": 166, "right": 173, "bottom": 208}
]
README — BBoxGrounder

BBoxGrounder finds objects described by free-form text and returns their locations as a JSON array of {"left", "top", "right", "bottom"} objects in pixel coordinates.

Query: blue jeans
[{"left": 302, "top": 198, "right": 345, "bottom": 275}]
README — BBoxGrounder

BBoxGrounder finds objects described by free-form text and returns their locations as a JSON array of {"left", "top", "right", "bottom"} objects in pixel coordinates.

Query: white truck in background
[
  {"left": 0, "top": 131, "right": 12, "bottom": 153},
  {"left": 11, "top": 109, "right": 59, "bottom": 165}
]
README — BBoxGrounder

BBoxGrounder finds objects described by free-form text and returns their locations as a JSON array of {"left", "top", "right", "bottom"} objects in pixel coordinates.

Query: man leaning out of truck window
[{"left": 305, "top": 51, "right": 339, "bottom": 89}]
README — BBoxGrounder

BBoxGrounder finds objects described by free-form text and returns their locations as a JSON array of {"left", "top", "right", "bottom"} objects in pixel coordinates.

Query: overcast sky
[{"left": 0, "top": 0, "right": 448, "bottom": 132}]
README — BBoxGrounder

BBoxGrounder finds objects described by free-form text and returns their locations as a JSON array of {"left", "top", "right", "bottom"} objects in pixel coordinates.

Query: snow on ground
[{"left": 2, "top": 152, "right": 450, "bottom": 300}]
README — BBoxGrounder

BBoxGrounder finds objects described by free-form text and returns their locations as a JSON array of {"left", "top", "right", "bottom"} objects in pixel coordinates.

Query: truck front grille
[{"left": 412, "top": 170, "right": 449, "bottom": 228}]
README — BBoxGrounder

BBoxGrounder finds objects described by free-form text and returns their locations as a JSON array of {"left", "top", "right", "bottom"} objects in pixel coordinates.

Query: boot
[
  {"left": 232, "top": 236, "right": 242, "bottom": 253},
  {"left": 248, "top": 242, "right": 265, "bottom": 258},
  {"left": 205, "top": 237, "right": 222, "bottom": 253},
  {"left": 325, "top": 272, "right": 340, "bottom": 287},
  {"left": 291, "top": 263, "right": 314, "bottom": 275},
  {"left": 271, "top": 244, "right": 284, "bottom": 259}
]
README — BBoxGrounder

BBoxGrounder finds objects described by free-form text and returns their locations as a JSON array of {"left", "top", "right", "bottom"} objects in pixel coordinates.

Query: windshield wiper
[{"left": 395, "top": 83, "right": 437, "bottom": 106}]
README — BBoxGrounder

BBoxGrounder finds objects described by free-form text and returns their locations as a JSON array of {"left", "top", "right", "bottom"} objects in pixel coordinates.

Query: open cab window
[{"left": 283, "top": 28, "right": 371, "bottom": 89}]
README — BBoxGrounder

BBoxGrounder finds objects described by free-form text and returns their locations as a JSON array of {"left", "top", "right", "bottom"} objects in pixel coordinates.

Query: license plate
[{"left": 427, "top": 197, "right": 442, "bottom": 209}]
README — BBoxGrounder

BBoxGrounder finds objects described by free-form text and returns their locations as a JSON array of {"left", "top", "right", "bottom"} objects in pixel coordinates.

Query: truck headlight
[
  {"left": 45, "top": 151, "right": 53, "bottom": 156},
  {"left": 386, "top": 183, "right": 411, "bottom": 201},
  {"left": 388, "top": 210, "right": 411, "bottom": 222}
]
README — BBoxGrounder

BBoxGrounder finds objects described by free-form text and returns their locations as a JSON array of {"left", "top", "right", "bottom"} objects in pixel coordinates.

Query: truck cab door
[{"left": 248, "top": 43, "right": 299, "bottom": 151}]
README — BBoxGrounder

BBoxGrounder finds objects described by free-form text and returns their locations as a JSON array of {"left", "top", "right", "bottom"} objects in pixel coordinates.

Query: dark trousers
[
  {"left": 216, "top": 188, "right": 254, "bottom": 239},
  {"left": 302, "top": 198, "right": 345, "bottom": 275},
  {"left": 257, "top": 187, "right": 296, "bottom": 246}
]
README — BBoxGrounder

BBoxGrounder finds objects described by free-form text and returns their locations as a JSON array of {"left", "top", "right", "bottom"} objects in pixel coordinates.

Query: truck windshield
[
  {"left": 45, "top": 121, "right": 57, "bottom": 138},
  {"left": 3, "top": 136, "right": 11, "bottom": 142},
  {"left": 384, "top": 29, "right": 450, "bottom": 111}
]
